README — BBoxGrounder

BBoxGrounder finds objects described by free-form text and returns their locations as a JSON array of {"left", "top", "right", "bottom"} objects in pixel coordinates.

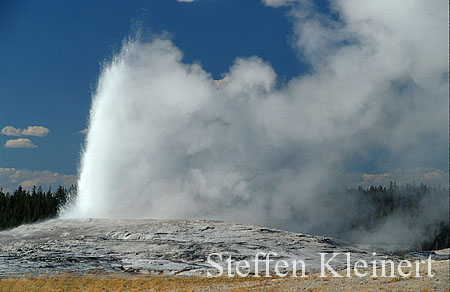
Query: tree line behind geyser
[{"left": 0, "top": 182, "right": 448, "bottom": 251}]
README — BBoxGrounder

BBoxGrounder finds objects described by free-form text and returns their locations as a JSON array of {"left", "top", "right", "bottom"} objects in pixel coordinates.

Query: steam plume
[{"left": 66, "top": 0, "right": 448, "bottom": 246}]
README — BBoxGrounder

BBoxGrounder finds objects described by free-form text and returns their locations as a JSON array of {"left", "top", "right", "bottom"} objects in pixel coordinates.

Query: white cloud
[
  {"left": 1, "top": 126, "right": 22, "bottom": 136},
  {"left": 344, "top": 168, "right": 448, "bottom": 188},
  {"left": 1, "top": 125, "right": 50, "bottom": 137},
  {"left": 0, "top": 167, "right": 77, "bottom": 193},
  {"left": 78, "top": 128, "right": 88, "bottom": 135},
  {"left": 212, "top": 78, "right": 228, "bottom": 87},
  {"left": 262, "top": 0, "right": 296, "bottom": 7},
  {"left": 4, "top": 138, "right": 37, "bottom": 148},
  {"left": 22, "top": 126, "right": 50, "bottom": 137}
]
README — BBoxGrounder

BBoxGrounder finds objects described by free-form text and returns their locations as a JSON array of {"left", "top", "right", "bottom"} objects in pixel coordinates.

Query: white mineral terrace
[{"left": 0, "top": 219, "right": 445, "bottom": 276}]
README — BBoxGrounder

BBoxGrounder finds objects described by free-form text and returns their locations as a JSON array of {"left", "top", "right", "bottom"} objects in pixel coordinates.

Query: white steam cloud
[{"left": 66, "top": 0, "right": 448, "bottom": 245}]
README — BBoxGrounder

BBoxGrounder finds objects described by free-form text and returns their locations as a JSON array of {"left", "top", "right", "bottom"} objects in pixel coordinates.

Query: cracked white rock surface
[{"left": 0, "top": 218, "right": 442, "bottom": 276}]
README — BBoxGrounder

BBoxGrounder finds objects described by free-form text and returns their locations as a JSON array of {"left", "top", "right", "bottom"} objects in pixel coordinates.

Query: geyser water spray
[{"left": 66, "top": 1, "right": 447, "bottom": 246}]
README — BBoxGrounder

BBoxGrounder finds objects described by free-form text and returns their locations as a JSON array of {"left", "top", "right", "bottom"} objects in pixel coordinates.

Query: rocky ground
[{"left": 0, "top": 219, "right": 448, "bottom": 291}]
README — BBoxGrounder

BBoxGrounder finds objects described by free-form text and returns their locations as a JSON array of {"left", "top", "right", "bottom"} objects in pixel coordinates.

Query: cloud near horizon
[
  {"left": 0, "top": 167, "right": 77, "bottom": 193},
  {"left": 1, "top": 125, "right": 50, "bottom": 137},
  {"left": 344, "top": 168, "right": 448, "bottom": 188},
  {"left": 2, "top": 164, "right": 439, "bottom": 195},
  {"left": 4, "top": 138, "right": 37, "bottom": 148}
]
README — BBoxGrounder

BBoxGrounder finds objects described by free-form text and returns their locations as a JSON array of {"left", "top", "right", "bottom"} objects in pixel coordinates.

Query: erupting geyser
[{"left": 66, "top": 0, "right": 447, "bottom": 246}]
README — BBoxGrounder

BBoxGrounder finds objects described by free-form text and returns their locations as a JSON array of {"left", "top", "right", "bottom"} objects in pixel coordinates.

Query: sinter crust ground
[{"left": 0, "top": 218, "right": 448, "bottom": 291}]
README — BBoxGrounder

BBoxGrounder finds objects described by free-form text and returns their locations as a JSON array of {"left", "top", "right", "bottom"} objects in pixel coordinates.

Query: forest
[
  {"left": 343, "top": 183, "right": 449, "bottom": 250},
  {"left": 0, "top": 182, "right": 448, "bottom": 250},
  {"left": 0, "top": 185, "right": 76, "bottom": 231}
]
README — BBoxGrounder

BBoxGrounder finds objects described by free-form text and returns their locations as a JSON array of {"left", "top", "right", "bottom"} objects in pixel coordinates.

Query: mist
[{"left": 65, "top": 0, "right": 448, "bottom": 246}]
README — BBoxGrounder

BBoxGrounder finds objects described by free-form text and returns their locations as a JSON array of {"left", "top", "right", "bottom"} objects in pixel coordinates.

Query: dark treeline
[
  {"left": 342, "top": 182, "right": 449, "bottom": 250},
  {"left": 0, "top": 185, "right": 76, "bottom": 230},
  {"left": 0, "top": 182, "right": 448, "bottom": 250}
]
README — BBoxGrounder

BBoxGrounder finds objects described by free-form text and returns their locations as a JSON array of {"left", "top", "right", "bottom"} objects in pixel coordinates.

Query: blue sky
[
  {"left": 0, "top": 0, "right": 301, "bottom": 175},
  {"left": 0, "top": 0, "right": 448, "bottom": 192}
]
